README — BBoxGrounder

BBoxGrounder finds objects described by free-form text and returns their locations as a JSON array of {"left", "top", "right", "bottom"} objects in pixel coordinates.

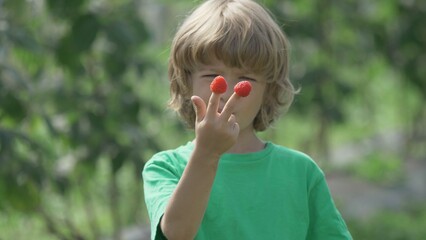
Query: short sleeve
[
  {"left": 142, "top": 155, "right": 180, "bottom": 240},
  {"left": 307, "top": 174, "right": 353, "bottom": 240}
]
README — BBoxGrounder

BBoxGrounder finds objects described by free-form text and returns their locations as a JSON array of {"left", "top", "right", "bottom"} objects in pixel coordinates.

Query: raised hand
[{"left": 191, "top": 91, "right": 241, "bottom": 159}]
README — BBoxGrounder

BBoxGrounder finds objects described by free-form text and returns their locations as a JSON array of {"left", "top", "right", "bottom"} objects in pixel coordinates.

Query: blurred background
[{"left": 0, "top": 0, "right": 425, "bottom": 239}]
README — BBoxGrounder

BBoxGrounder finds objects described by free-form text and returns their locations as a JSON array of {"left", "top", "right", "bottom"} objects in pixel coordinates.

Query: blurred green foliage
[
  {"left": 1, "top": 0, "right": 167, "bottom": 238},
  {"left": 0, "top": 0, "right": 425, "bottom": 239},
  {"left": 349, "top": 204, "right": 426, "bottom": 240},
  {"left": 349, "top": 152, "right": 404, "bottom": 184}
]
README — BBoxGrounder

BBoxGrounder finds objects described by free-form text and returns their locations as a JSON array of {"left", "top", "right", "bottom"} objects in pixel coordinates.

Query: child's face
[{"left": 191, "top": 59, "right": 266, "bottom": 133}]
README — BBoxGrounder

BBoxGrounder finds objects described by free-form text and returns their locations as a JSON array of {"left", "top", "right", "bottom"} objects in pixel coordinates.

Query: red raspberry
[
  {"left": 234, "top": 81, "right": 252, "bottom": 97},
  {"left": 210, "top": 76, "right": 228, "bottom": 94}
]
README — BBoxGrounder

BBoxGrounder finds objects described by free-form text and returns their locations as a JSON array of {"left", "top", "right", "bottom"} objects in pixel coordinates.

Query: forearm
[
  {"left": 159, "top": 91, "right": 238, "bottom": 239},
  {"left": 161, "top": 148, "right": 219, "bottom": 240}
]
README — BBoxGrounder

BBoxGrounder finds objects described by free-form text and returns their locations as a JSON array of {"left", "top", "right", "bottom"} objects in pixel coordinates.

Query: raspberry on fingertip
[
  {"left": 234, "top": 81, "right": 252, "bottom": 97},
  {"left": 210, "top": 76, "right": 228, "bottom": 94}
]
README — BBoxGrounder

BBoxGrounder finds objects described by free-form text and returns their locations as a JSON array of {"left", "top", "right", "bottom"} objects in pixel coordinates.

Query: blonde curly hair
[{"left": 168, "top": 0, "right": 296, "bottom": 131}]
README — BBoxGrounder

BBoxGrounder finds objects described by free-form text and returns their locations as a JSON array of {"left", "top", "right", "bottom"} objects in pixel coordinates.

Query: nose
[{"left": 220, "top": 81, "right": 235, "bottom": 102}]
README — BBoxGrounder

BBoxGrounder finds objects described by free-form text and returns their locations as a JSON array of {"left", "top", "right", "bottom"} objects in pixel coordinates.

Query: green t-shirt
[{"left": 142, "top": 141, "right": 352, "bottom": 240}]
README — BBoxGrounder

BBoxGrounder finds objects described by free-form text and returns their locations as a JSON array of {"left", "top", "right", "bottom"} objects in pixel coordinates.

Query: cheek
[
  {"left": 249, "top": 98, "right": 263, "bottom": 116},
  {"left": 239, "top": 90, "right": 264, "bottom": 116},
  {"left": 192, "top": 82, "right": 211, "bottom": 102},
  {"left": 250, "top": 86, "right": 266, "bottom": 106}
]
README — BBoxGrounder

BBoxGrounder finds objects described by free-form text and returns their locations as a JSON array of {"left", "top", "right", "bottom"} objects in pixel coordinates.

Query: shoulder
[
  {"left": 142, "top": 142, "right": 194, "bottom": 177},
  {"left": 146, "top": 141, "right": 193, "bottom": 164},
  {"left": 268, "top": 142, "right": 324, "bottom": 176},
  {"left": 269, "top": 143, "right": 317, "bottom": 164}
]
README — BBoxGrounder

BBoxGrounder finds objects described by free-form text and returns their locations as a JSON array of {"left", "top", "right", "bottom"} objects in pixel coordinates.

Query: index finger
[
  {"left": 219, "top": 93, "right": 240, "bottom": 120},
  {"left": 206, "top": 92, "right": 221, "bottom": 118}
]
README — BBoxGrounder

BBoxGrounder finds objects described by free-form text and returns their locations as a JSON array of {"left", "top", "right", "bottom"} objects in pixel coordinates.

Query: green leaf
[
  {"left": 46, "top": 0, "right": 85, "bottom": 20},
  {"left": 111, "top": 150, "right": 128, "bottom": 174},
  {"left": 7, "top": 25, "right": 41, "bottom": 53},
  {"left": 0, "top": 92, "right": 26, "bottom": 122},
  {"left": 55, "top": 13, "right": 99, "bottom": 71},
  {"left": 103, "top": 52, "right": 127, "bottom": 78},
  {"left": 70, "top": 13, "right": 100, "bottom": 53},
  {"left": 0, "top": 175, "right": 41, "bottom": 212}
]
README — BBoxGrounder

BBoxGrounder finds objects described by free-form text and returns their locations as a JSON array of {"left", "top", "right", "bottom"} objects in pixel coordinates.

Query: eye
[
  {"left": 240, "top": 76, "right": 257, "bottom": 82},
  {"left": 202, "top": 74, "right": 219, "bottom": 79}
]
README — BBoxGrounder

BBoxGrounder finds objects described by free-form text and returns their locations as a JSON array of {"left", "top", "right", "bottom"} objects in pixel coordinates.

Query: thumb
[{"left": 191, "top": 96, "right": 206, "bottom": 123}]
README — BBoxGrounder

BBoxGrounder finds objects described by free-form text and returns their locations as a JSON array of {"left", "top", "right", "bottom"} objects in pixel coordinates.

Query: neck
[{"left": 227, "top": 128, "right": 265, "bottom": 154}]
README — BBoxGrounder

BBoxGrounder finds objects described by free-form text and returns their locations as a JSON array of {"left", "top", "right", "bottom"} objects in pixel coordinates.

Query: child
[{"left": 143, "top": 0, "right": 352, "bottom": 239}]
